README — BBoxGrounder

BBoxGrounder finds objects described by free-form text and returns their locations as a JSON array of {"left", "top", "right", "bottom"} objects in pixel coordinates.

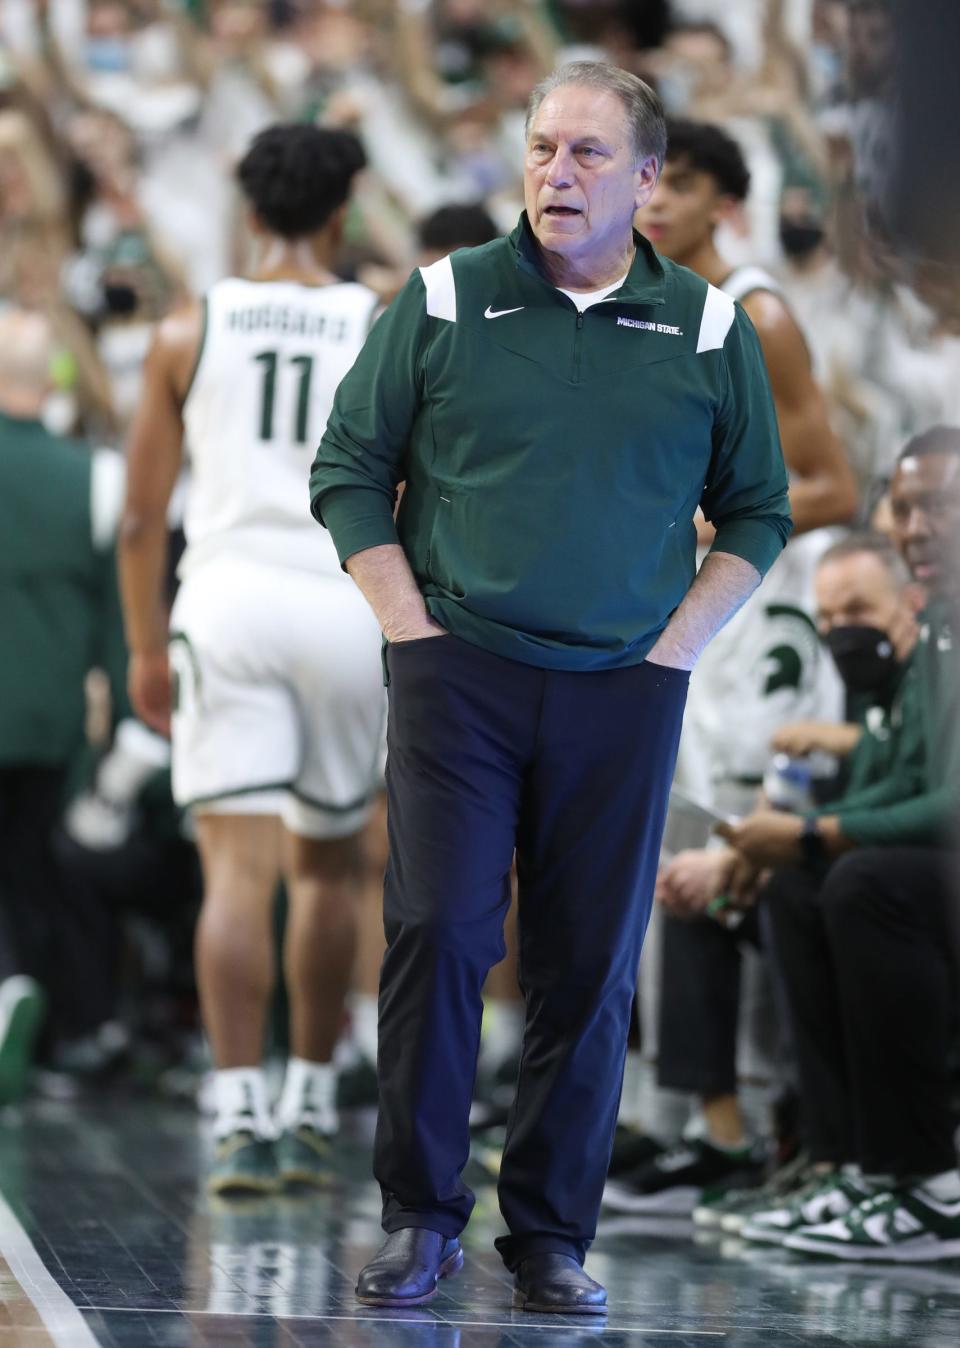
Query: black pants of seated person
[
  {"left": 375, "top": 633, "right": 688, "bottom": 1270},
  {"left": 760, "top": 848, "right": 960, "bottom": 1178},
  {"left": 657, "top": 906, "right": 765, "bottom": 1098}
]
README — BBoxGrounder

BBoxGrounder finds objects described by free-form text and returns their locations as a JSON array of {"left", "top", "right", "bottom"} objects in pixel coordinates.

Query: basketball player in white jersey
[
  {"left": 637, "top": 118, "right": 860, "bottom": 807},
  {"left": 607, "top": 120, "right": 861, "bottom": 1206},
  {"left": 118, "top": 125, "right": 384, "bottom": 1194}
]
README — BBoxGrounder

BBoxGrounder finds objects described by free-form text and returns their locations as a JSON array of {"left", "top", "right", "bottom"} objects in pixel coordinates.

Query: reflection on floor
[{"left": 0, "top": 1098, "right": 959, "bottom": 1347}]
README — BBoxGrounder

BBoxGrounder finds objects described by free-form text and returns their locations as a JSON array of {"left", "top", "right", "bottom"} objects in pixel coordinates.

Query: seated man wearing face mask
[
  {"left": 716, "top": 430, "right": 960, "bottom": 1262},
  {"left": 610, "top": 527, "right": 922, "bottom": 1218}
]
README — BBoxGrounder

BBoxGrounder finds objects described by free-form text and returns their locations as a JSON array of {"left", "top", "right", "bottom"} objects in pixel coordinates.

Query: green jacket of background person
[
  {"left": 0, "top": 410, "right": 127, "bottom": 768},
  {"left": 826, "top": 596, "right": 959, "bottom": 847},
  {"left": 310, "top": 216, "right": 792, "bottom": 672}
]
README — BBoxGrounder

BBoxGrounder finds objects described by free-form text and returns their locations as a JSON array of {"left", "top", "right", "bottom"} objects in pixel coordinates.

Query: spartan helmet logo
[
  {"left": 760, "top": 604, "right": 821, "bottom": 697},
  {"left": 763, "top": 642, "right": 803, "bottom": 695}
]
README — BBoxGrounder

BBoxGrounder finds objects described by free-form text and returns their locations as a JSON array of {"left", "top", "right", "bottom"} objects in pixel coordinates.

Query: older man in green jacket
[{"left": 311, "top": 62, "right": 791, "bottom": 1312}]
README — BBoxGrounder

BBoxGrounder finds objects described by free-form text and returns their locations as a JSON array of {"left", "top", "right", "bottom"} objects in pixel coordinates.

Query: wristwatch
[{"left": 799, "top": 815, "right": 827, "bottom": 865}]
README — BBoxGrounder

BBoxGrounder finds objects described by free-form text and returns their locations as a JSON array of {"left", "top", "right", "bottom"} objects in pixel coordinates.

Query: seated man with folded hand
[
  {"left": 641, "top": 527, "right": 920, "bottom": 1222},
  {"left": 710, "top": 430, "right": 960, "bottom": 1263}
]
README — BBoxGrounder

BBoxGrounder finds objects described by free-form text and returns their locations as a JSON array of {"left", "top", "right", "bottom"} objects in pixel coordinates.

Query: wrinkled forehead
[
  {"left": 892, "top": 452, "right": 960, "bottom": 499},
  {"left": 528, "top": 86, "right": 632, "bottom": 148}
]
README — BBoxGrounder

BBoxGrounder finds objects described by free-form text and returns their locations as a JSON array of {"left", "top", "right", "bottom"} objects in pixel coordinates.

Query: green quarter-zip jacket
[
  {"left": 826, "top": 598, "right": 959, "bottom": 847},
  {"left": 310, "top": 215, "right": 792, "bottom": 670}
]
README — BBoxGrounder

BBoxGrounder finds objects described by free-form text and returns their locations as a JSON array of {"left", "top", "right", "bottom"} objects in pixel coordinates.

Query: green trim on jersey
[
  {"left": 183, "top": 782, "right": 377, "bottom": 816},
  {"left": 311, "top": 214, "right": 791, "bottom": 672},
  {"left": 181, "top": 296, "right": 208, "bottom": 409},
  {"left": 183, "top": 780, "right": 294, "bottom": 810},
  {"left": 290, "top": 786, "right": 376, "bottom": 814}
]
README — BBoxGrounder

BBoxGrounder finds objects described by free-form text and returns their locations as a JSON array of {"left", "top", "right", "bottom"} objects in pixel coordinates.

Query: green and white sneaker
[
  {"left": 741, "top": 1168, "right": 876, "bottom": 1245},
  {"left": 275, "top": 1125, "right": 335, "bottom": 1188},
  {"left": 208, "top": 1131, "right": 280, "bottom": 1196},
  {"left": 0, "top": 976, "right": 46, "bottom": 1105},
  {"left": 784, "top": 1185, "right": 960, "bottom": 1263},
  {"left": 694, "top": 1153, "right": 811, "bottom": 1231}
]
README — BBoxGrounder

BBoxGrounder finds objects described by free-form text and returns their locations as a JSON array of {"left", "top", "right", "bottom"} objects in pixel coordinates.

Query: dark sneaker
[
  {"left": 208, "top": 1131, "right": 279, "bottom": 1196},
  {"left": 694, "top": 1152, "right": 812, "bottom": 1231},
  {"left": 607, "top": 1124, "right": 664, "bottom": 1178},
  {"left": 602, "top": 1139, "right": 764, "bottom": 1215},
  {"left": 276, "top": 1125, "right": 334, "bottom": 1188},
  {"left": 0, "top": 976, "right": 46, "bottom": 1105},
  {"left": 741, "top": 1168, "right": 875, "bottom": 1245},
  {"left": 784, "top": 1185, "right": 960, "bottom": 1262},
  {"left": 336, "top": 1056, "right": 378, "bottom": 1109}
]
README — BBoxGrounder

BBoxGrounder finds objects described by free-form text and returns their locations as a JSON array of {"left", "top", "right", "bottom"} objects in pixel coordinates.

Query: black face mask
[
  {"left": 103, "top": 283, "right": 139, "bottom": 316},
  {"left": 825, "top": 625, "right": 899, "bottom": 694},
  {"left": 779, "top": 220, "right": 825, "bottom": 260}
]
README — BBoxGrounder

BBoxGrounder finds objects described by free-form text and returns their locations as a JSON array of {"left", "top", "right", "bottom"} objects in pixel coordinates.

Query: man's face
[
  {"left": 890, "top": 452, "right": 960, "bottom": 594},
  {"left": 524, "top": 85, "right": 657, "bottom": 265},
  {"left": 815, "top": 552, "right": 909, "bottom": 641},
  {"left": 634, "top": 155, "right": 728, "bottom": 261}
]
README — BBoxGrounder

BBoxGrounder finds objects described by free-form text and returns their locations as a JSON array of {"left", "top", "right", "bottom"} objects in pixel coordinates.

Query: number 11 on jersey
[{"left": 253, "top": 350, "right": 315, "bottom": 445}]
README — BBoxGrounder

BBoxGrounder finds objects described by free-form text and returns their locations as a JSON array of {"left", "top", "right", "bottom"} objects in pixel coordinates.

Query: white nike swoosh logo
[{"left": 484, "top": 305, "right": 524, "bottom": 319}]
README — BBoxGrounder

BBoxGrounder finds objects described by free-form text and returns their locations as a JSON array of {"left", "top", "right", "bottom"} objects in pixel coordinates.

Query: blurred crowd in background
[
  {"left": 0, "top": 0, "right": 957, "bottom": 1213},
  {"left": 4, "top": 0, "right": 958, "bottom": 478}
]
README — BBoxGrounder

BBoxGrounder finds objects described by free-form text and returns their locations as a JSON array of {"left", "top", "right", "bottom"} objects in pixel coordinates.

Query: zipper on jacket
[{"left": 573, "top": 309, "right": 583, "bottom": 384}]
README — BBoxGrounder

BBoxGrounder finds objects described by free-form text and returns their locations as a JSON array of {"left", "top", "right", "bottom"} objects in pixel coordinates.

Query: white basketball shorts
[{"left": 168, "top": 556, "right": 385, "bottom": 839}]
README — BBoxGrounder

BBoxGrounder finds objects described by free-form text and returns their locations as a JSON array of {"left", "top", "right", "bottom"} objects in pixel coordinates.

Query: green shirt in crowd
[
  {"left": 310, "top": 215, "right": 792, "bottom": 671},
  {"left": 827, "top": 598, "right": 959, "bottom": 848},
  {"left": 0, "top": 410, "right": 126, "bottom": 766}
]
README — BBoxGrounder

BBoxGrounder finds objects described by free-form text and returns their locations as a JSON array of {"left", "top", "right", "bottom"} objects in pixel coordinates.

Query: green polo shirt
[{"left": 310, "top": 215, "right": 791, "bottom": 670}]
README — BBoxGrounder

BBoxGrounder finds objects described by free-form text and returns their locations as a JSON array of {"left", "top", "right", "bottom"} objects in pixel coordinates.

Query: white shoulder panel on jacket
[
  {"left": 696, "top": 283, "right": 736, "bottom": 354},
  {"left": 419, "top": 255, "right": 457, "bottom": 323}
]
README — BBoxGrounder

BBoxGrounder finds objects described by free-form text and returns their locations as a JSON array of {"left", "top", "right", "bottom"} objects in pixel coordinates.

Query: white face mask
[{"left": 41, "top": 390, "right": 77, "bottom": 437}]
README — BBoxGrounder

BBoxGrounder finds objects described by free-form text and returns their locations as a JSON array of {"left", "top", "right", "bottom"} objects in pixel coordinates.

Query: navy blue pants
[{"left": 374, "top": 633, "right": 688, "bottom": 1268}]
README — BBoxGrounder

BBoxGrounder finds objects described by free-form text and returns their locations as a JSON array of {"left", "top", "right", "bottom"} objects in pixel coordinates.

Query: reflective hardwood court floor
[{"left": 1, "top": 1099, "right": 959, "bottom": 1347}]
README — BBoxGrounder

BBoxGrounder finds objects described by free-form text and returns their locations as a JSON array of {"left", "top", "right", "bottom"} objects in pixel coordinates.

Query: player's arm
[
  {"left": 118, "top": 305, "right": 199, "bottom": 736},
  {"left": 741, "top": 290, "right": 858, "bottom": 535}
]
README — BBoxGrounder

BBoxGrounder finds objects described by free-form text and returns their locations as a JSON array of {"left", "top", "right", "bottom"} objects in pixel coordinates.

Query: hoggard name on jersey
[{"left": 227, "top": 305, "right": 350, "bottom": 341}]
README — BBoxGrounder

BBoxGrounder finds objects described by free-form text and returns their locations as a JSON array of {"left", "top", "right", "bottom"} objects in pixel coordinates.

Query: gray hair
[
  {"left": 525, "top": 61, "right": 667, "bottom": 170},
  {"left": 818, "top": 531, "right": 912, "bottom": 589}
]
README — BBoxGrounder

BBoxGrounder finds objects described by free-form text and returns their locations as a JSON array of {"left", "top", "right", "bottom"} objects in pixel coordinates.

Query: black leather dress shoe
[
  {"left": 512, "top": 1253, "right": 608, "bottom": 1315},
  {"left": 356, "top": 1228, "right": 464, "bottom": 1307}
]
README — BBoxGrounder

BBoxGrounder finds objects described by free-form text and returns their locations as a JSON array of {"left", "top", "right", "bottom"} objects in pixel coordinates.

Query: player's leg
[
  {"left": 168, "top": 563, "right": 302, "bottom": 1193},
  {"left": 194, "top": 810, "right": 283, "bottom": 1194},
  {"left": 274, "top": 571, "right": 385, "bottom": 1183},
  {"left": 273, "top": 826, "right": 364, "bottom": 1185}
]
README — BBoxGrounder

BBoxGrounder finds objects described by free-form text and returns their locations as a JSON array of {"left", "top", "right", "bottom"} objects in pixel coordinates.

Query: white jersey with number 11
[{"left": 180, "top": 277, "right": 378, "bottom": 579}]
